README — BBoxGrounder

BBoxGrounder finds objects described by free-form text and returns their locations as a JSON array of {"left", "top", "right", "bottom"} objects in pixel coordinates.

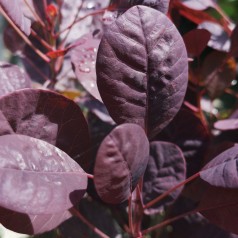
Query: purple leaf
[
  {"left": 0, "top": 0, "right": 31, "bottom": 35},
  {"left": 198, "top": 21, "right": 230, "bottom": 52},
  {"left": 70, "top": 34, "right": 102, "bottom": 102},
  {"left": 181, "top": 0, "right": 216, "bottom": 10},
  {"left": 0, "top": 206, "right": 72, "bottom": 235},
  {"left": 0, "top": 62, "right": 31, "bottom": 97},
  {"left": 109, "top": 0, "right": 169, "bottom": 14},
  {"left": 96, "top": 6, "right": 188, "bottom": 139},
  {"left": 230, "top": 24, "right": 238, "bottom": 57},
  {"left": 0, "top": 89, "right": 90, "bottom": 169},
  {"left": 0, "top": 134, "right": 87, "bottom": 215},
  {"left": 143, "top": 141, "right": 186, "bottom": 215},
  {"left": 196, "top": 145, "right": 238, "bottom": 234},
  {"left": 201, "top": 51, "right": 236, "bottom": 99},
  {"left": 183, "top": 29, "right": 211, "bottom": 57},
  {"left": 214, "top": 119, "right": 238, "bottom": 131},
  {"left": 94, "top": 123, "right": 149, "bottom": 204}
]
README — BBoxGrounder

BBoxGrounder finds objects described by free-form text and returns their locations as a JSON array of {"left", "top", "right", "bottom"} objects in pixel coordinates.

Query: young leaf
[
  {"left": 0, "top": 134, "right": 87, "bottom": 215},
  {"left": 71, "top": 34, "right": 102, "bottom": 102},
  {"left": 0, "top": 89, "right": 90, "bottom": 169},
  {"left": 143, "top": 141, "right": 186, "bottom": 215},
  {"left": 94, "top": 123, "right": 149, "bottom": 204},
  {"left": 195, "top": 145, "right": 238, "bottom": 234},
  {"left": 183, "top": 29, "right": 211, "bottom": 57},
  {"left": 0, "top": 0, "right": 31, "bottom": 35},
  {"left": 0, "top": 62, "right": 31, "bottom": 97},
  {"left": 96, "top": 5, "right": 188, "bottom": 138},
  {"left": 201, "top": 51, "right": 236, "bottom": 99},
  {"left": 0, "top": 206, "right": 72, "bottom": 235}
]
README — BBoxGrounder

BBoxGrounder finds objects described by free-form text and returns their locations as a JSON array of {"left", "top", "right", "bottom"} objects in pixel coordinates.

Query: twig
[
  {"left": 0, "top": 7, "right": 50, "bottom": 63},
  {"left": 70, "top": 207, "right": 110, "bottom": 238},
  {"left": 143, "top": 173, "right": 200, "bottom": 210},
  {"left": 31, "top": 29, "right": 53, "bottom": 51},
  {"left": 128, "top": 196, "right": 134, "bottom": 235}
]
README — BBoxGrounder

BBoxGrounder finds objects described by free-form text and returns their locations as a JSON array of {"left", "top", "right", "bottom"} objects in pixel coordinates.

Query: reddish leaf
[
  {"left": 214, "top": 119, "right": 238, "bottom": 131},
  {"left": 143, "top": 142, "right": 186, "bottom": 215},
  {"left": 0, "top": 206, "right": 71, "bottom": 235},
  {"left": 46, "top": 4, "right": 58, "bottom": 18},
  {"left": 94, "top": 123, "right": 149, "bottom": 204},
  {"left": 0, "top": 134, "right": 87, "bottom": 215},
  {"left": 0, "top": 89, "right": 90, "bottom": 169},
  {"left": 198, "top": 21, "right": 230, "bottom": 52},
  {"left": 183, "top": 29, "right": 211, "bottom": 57},
  {"left": 201, "top": 51, "right": 236, "bottom": 99},
  {"left": 47, "top": 49, "right": 67, "bottom": 59},
  {"left": 96, "top": 6, "right": 188, "bottom": 138},
  {"left": 0, "top": 0, "right": 31, "bottom": 35},
  {"left": 230, "top": 24, "right": 238, "bottom": 57},
  {"left": 195, "top": 145, "right": 238, "bottom": 234},
  {"left": 0, "top": 62, "right": 31, "bottom": 97},
  {"left": 71, "top": 34, "right": 102, "bottom": 102}
]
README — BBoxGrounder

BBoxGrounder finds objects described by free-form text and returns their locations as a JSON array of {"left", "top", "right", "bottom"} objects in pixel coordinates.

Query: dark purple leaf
[
  {"left": 143, "top": 141, "right": 186, "bottom": 215},
  {"left": 0, "top": 62, "right": 31, "bottom": 97},
  {"left": 96, "top": 5, "right": 188, "bottom": 139},
  {"left": 181, "top": 0, "right": 216, "bottom": 10},
  {"left": 71, "top": 34, "right": 102, "bottom": 102},
  {"left": 109, "top": 0, "right": 169, "bottom": 14},
  {"left": 230, "top": 24, "right": 238, "bottom": 57},
  {"left": 183, "top": 29, "right": 211, "bottom": 57},
  {"left": 198, "top": 21, "right": 230, "bottom": 52},
  {"left": 94, "top": 123, "right": 149, "bottom": 204},
  {"left": 156, "top": 107, "right": 210, "bottom": 177},
  {"left": 0, "top": 0, "right": 31, "bottom": 35},
  {"left": 0, "top": 134, "right": 87, "bottom": 215},
  {"left": 196, "top": 145, "right": 238, "bottom": 234},
  {"left": 0, "top": 206, "right": 72, "bottom": 235},
  {"left": 214, "top": 119, "right": 238, "bottom": 131},
  {"left": 201, "top": 51, "right": 236, "bottom": 99},
  {"left": 0, "top": 89, "right": 90, "bottom": 169}
]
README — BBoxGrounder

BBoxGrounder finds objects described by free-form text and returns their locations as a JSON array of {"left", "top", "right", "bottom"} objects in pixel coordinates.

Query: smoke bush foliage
[{"left": 0, "top": 0, "right": 238, "bottom": 237}]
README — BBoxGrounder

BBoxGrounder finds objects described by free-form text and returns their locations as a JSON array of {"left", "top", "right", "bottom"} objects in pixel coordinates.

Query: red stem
[
  {"left": 128, "top": 195, "right": 134, "bottom": 235},
  {"left": 31, "top": 29, "right": 53, "bottom": 51},
  {"left": 143, "top": 172, "right": 200, "bottom": 210},
  {"left": 70, "top": 208, "right": 110, "bottom": 238}
]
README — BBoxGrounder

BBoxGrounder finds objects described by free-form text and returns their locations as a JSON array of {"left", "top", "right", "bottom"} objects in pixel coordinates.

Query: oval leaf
[
  {"left": 71, "top": 34, "right": 102, "bottom": 102},
  {"left": 0, "top": 89, "right": 90, "bottom": 169},
  {"left": 0, "top": 0, "right": 31, "bottom": 35},
  {"left": 214, "top": 119, "right": 238, "bottom": 131},
  {"left": 96, "top": 5, "right": 188, "bottom": 138},
  {"left": 198, "top": 145, "right": 238, "bottom": 234},
  {"left": 0, "top": 62, "right": 31, "bottom": 97},
  {"left": 94, "top": 123, "right": 149, "bottom": 204},
  {"left": 0, "top": 134, "right": 87, "bottom": 215},
  {"left": 143, "top": 141, "right": 186, "bottom": 215}
]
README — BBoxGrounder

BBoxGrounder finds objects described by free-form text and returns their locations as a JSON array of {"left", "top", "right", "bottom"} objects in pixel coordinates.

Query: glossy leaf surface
[
  {"left": 214, "top": 119, "right": 238, "bottom": 131},
  {"left": 94, "top": 123, "right": 149, "bottom": 204},
  {"left": 0, "top": 134, "right": 87, "bottom": 215},
  {"left": 0, "top": 62, "right": 31, "bottom": 97},
  {"left": 97, "top": 6, "right": 188, "bottom": 138},
  {"left": 143, "top": 142, "right": 186, "bottom": 215},
  {"left": 0, "top": 0, "right": 31, "bottom": 35},
  {"left": 0, "top": 89, "right": 90, "bottom": 168},
  {"left": 71, "top": 34, "right": 102, "bottom": 102}
]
